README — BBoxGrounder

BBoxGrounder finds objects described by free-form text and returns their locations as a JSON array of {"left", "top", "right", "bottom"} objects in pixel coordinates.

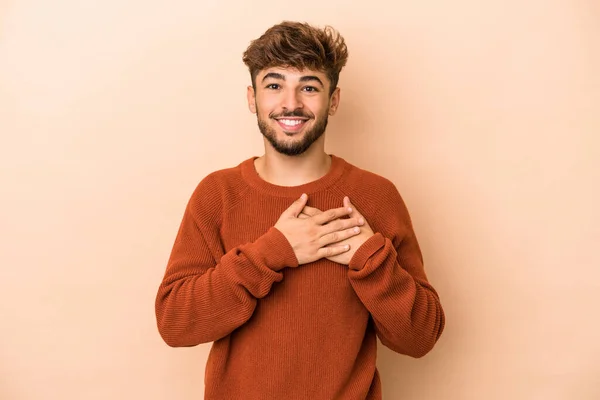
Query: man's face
[{"left": 247, "top": 67, "right": 340, "bottom": 156}]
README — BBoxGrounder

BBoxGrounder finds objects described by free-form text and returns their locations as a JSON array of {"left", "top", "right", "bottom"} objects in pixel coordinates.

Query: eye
[
  {"left": 265, "top": 83, "right": 280, "bottom": 90},
  {"left": 302, "top": 86, "right": 318, "bottom": 92}
]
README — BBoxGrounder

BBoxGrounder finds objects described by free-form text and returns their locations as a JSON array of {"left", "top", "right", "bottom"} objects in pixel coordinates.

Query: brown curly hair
[{"left": 242, "top": 21, "right": 349, "bottom": 95}]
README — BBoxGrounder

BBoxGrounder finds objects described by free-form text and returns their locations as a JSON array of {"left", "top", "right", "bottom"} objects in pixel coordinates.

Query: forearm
[
  {"left": 156, "top": 227, "right": 297, "bottom": 347},
  {"left": 348, "top": 233, "right": 445, "bottom": 358}
]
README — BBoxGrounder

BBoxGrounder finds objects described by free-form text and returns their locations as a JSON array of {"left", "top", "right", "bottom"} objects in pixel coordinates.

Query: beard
[{"left": 256, "top": 107, "right": 329, "bottom": 156}]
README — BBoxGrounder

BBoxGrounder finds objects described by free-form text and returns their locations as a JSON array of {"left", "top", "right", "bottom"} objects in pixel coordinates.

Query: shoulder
[
  {"left": 186, "top": 160, "right": 251, "bottom": 225},
  {"left": 339, "top": 157, "right": 413, "bottom": 229},
  {"left": 347, "top": 163, "right": 398, "bottom": 195},
  {"left": 341, "top": 158, "right": 406, "bottom": 207}
]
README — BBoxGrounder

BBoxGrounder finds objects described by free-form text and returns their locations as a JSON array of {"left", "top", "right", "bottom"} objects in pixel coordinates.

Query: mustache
[{"left": 270, "top": 109, "right": 313, "bottom": 119}]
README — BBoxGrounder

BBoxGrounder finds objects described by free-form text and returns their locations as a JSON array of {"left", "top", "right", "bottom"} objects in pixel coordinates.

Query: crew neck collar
[{"left": 240, "top": 154, "right": 347, "bottom": 198}]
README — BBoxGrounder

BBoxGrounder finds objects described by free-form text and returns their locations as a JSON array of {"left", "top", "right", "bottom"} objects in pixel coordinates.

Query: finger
[
  {"left": 298, "top": 211, "right": 310, "bottom": 219},
  {"left": 344, "top": 196, "right": 365, "bottom": 225},
  {"left": 319, "top": 226, "right": 361, "bottom": 246},
  {"left": 301, "top": 205, "right": 322, "bottom": 217},
  {"left": 318, "top": 244, "right": 350, "bottom": 258},
  {"left": 320, "top": 216, "right": 362, "bottom": 236},
  {"left": 287, "top": 193, "right": 308, "bottom": 217},
  {"left": 311, "top": 206, "right": 353, "bottom": 225}
]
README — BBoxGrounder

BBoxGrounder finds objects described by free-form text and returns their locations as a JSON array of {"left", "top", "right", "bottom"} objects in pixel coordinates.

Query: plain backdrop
[{"left": 1, "top": 0, "right": 599, "bottom": 399}]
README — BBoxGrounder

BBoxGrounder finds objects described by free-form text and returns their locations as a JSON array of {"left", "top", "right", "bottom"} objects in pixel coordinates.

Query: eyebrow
[{"left": 261, "top": 72, "right": 325, "bottom": 88}]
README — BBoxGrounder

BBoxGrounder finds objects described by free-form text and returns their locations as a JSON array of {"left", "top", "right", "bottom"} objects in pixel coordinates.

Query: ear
[
  {"left": 328, "top": 87, "right": 341, "bottom": 116},
  {"left": 247, "top": 86, "right": 256, "bottom": 114}
]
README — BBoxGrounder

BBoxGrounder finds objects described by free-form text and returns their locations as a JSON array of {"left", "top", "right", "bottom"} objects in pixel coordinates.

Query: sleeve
[
  {"left": 155, "top": 178, "right": 299, "bottom": 347},
  {"left": 347, "top": 184, "right": 445, "bottom": 358}
]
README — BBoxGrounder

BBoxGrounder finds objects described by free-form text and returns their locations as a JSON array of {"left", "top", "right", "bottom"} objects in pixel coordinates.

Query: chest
[{"left": 219, "top": 196, "right": 370, "bottom": 320}]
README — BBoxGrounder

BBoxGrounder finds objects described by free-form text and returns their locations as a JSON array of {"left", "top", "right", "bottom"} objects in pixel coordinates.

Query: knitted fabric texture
[{"left": 155, "top": 154, "right": 445, "bottom": 400}]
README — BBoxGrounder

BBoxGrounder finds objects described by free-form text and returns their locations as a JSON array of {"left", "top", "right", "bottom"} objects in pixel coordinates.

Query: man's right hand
[{"left": 274, "top": 194, "right": 364, "bottom": 265}]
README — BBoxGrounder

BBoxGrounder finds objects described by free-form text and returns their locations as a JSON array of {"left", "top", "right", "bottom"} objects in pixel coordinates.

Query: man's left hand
[{"left": 299, "top": 196, "right": 374, "bottom": 266}]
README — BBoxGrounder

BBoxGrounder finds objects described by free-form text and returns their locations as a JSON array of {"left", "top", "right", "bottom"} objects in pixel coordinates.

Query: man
[{"left": 155, "top": 21, "right": 445, "bottom": 400}]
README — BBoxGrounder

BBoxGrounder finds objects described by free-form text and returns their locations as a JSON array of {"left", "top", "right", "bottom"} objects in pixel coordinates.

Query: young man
[{"left": 155, "top": 21, "right": 445, "bottom": 400}]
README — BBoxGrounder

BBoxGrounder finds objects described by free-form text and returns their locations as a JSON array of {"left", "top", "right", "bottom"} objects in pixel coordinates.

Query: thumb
[{"left": 287, "top": 193, "right": 308, "bottom": 217}]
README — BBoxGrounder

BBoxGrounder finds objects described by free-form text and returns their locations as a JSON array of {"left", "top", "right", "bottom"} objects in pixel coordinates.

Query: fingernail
[
  {"left": 354, "top": 227, "right": 360, "bottom": 233},
  {"left": 348, "top": 207, "right": 353, "bottom": 213},
  {"left": 359, "top": 218, "right": 365, "bottom": 224},
  {"left": 301, "top": 193, "right": 307, "bottom": 200}
]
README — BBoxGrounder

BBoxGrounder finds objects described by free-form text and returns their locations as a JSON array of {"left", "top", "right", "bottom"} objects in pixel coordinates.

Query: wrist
[
  {"left": 256, "top": 227, "right": 299, "bottom": 271},
  {"left": 348, "top": 233, "right": 385, "bottom": 271}
]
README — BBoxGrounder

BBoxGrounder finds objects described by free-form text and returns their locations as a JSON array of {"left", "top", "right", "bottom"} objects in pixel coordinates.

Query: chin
[{"left": 280, "top": 129, "right": 306, "bottom": 138}]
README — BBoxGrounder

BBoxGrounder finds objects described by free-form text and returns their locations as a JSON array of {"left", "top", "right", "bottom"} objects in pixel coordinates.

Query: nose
[{"left": 281, "top": 89, "right": 303, "bottom": 111}]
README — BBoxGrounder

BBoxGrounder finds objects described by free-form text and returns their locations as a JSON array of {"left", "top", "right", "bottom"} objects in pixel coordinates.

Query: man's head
[{"left": 243, "top": 21, "right": 348, "bottom": 156}]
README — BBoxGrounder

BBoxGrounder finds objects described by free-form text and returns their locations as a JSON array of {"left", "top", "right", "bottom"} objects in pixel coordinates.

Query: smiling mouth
[{"left": 275, "top": 118, "right": 309, "bottom": 133}]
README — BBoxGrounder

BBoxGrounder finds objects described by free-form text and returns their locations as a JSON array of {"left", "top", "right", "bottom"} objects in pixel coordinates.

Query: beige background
[{"left": 1, "top": 0, "right": 599, "bottom": 399}]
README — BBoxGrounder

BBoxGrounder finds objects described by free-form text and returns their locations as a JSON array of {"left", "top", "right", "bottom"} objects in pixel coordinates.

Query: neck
[{"left": 254, "top": 145, "right": 332, "bottom": 187}]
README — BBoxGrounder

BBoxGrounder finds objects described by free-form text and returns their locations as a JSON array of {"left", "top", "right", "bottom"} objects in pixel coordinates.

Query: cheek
[
  {"left": 257, "top": 98, "right": 280, "bottom": 117},
  {"left": 308, "top": 97, "right": 330, "bottom": 115}
]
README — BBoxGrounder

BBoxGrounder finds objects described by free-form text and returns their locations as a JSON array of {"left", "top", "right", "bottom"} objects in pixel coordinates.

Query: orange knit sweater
[{"left": 155, "top": 154, "right": 445, "bottom": 400}]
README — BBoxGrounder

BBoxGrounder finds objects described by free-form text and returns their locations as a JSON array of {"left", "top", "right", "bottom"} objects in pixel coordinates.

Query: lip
[{"left": 275, "top": 118, "right": 309, "bottom": 133}]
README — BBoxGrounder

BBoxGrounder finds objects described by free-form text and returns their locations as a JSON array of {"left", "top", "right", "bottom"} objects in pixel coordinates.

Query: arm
[
  {"left": 347, "top": 189, "right": 445, "bottom": 358},
  {"left": 155, "top": 183, "right": 298, "bottom": 347}
]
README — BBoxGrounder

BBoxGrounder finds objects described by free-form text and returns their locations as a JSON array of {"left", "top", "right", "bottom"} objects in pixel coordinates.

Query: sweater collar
[{"left": 240, "top": 154, "right": 347, "bottom": 198}]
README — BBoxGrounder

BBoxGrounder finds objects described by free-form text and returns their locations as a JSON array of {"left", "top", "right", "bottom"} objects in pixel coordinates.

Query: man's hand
[
  {"left": 275, "top": 194, "right": 365, "bottom": 265},
  {"left": 299, "top": 197, "right": 374, "bottom": 266}
]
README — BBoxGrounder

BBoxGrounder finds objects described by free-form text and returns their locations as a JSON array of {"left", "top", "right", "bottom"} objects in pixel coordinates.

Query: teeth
[{"left": 279, "top": 119, "right": 304, "bottom": 126}]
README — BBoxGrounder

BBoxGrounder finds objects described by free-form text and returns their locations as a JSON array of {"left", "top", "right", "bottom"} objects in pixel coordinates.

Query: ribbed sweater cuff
[
  {"left": 253, "top": 227, "right": 299, "bottom": 271},
  {"left": 348, "top": 232, "right": 386, "bottom": 271}
]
